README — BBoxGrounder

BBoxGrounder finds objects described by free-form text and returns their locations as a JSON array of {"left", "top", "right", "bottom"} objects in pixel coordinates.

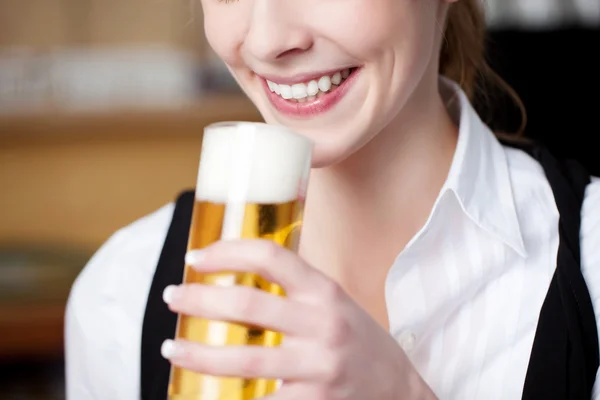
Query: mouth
[{"left": 259, "top": 67, "right": 361, "bottom": 118}]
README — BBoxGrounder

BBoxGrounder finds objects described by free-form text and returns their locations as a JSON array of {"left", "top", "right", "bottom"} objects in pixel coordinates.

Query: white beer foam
[{"left": 195, "top": 122, "right": 312, "bottom": 205}]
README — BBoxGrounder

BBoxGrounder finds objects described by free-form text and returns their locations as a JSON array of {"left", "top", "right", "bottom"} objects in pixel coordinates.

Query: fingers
[
  {"left": 185, "top": 239, "right": 327, "bottom": 301},
  {"left": 166, "top": 239, "right": 352, "bottom": 390},
  {"left": 161, "top": 339, "right": 325, "bottom": 380},
  {"left": 163, "top": 283, "right": 324, "bottom": 336}
]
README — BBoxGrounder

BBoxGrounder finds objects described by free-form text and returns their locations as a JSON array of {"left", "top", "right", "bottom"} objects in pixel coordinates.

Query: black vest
[{"left": 140, "top": 144, "right": 597, "bottom": 399}]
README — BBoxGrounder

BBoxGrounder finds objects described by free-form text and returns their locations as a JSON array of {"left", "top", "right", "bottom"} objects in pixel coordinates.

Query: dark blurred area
[
  {"left": 486, "top": 27, "right": 600, "bottom": 175},
  {"left": 0, "top": 1, "right": 598, "bottom": 399}
]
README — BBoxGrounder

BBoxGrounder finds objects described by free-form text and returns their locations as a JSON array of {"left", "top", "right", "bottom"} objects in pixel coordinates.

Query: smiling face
[{"left": 201, "top": 0, "right": 452, "bottom": 167}]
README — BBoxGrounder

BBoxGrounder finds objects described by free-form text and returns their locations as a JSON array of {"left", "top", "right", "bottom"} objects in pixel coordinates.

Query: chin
[
  {"left": 309, "top": 142, "right": 355, "bottom": 168},
  {"left": 259, "top": 116, "right": 372, "bottom": 168}
]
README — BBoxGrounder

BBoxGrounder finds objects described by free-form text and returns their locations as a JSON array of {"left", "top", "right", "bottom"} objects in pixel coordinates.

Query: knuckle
[
  {"left": 257, "top": 239, "right": 282, "bottom": 261},
  {"left": 321, "top": 279, "right": 345, "bottom": 303},
  {"left": 324, "top": 312, "right": 353, "bottom": 347},
  {"left": 228, "top": 287, "right": 257, "bottom": 319},
  {"left": 240, "top": 351, "right": 264, "bottom": 376},
  {"left": 254, "top": 240, "right": 283, "bottom": 279},
  {"left": 321, "top": 351, "right": 344, "bottom": 384}
]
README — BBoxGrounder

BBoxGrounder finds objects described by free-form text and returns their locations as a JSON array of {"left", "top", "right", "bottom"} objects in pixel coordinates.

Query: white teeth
[
  {"left": 279, "top": 85, "right": 293, "bottom": 99},
  {"left": 317, "top": 76, "right": 332, "bottom": 92},
  {"left": 266, "top": 68, "right": 353, "bottom": 101},
  {"left": 307, "top": 80, "right": 319, "bottom": 96},
  {"left": 331, "top": 72, "right": 342, "bottom": 85},
  {"left": 292, "top": 83, "right": 307, "bottom": 99}
]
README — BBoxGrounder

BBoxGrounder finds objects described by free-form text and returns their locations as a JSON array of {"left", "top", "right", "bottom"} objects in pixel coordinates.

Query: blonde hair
[{"left": 439, "top": 0, "right": 527, "bottom": 135}]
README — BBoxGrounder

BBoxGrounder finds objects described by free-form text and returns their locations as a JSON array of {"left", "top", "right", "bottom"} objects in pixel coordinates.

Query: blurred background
[{"left": 0, "top": 1, "right": 597, "bottom": 399}]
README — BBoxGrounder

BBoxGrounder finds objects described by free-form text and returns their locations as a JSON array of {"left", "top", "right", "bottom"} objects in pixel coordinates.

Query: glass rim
[{"left": 205, "top": 121, "right": 312, "bottom": 145}]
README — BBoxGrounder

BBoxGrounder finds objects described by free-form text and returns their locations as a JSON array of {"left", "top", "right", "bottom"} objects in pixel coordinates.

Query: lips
[{"left": 260, "top": 67, "right": 361, "bottom": 118}]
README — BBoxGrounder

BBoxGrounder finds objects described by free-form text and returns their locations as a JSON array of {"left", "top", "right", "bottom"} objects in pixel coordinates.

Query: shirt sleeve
[
  {"left": 579, "top": 177, "right": 600, "bottom": 399},
  {"left": 65, "top": 229, "right": 131, "bottom": 400},
  {"left": 64, "top": 203, "right": 174, "bottom": 400}
]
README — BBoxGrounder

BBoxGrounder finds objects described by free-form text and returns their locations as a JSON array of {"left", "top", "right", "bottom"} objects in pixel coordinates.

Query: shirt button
[{"left": 395, "top": 331, "right": 416, "bottom": 352}]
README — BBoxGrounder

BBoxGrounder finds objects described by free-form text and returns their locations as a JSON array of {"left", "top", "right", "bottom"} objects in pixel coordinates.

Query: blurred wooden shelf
[
  {"left": 0, "top": 94, "right": 262, "bottom": 139},
  {"left": 0, "top": 93, "right": 263, "bottom": 250}
]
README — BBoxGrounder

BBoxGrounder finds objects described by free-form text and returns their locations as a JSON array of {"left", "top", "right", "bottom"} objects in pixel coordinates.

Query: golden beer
[{"left": 168, "top": 122, "right": 312, "bottom": 400}]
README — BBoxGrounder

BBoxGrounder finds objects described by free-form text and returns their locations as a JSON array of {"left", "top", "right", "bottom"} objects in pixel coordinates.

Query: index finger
[{"left": 185, "top": 239, "right": 325, "bottom": 299}]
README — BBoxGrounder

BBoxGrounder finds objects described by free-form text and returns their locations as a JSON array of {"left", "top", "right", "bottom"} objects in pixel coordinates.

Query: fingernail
[
  {"left": 185, "top": 250, "right": 205, "bottom": 266},
  {"left": 162, "top": 285, "right": 182, "bottom": 304},
  {"left": 161, "top": 339, "right": 182, "bottom": 359}
]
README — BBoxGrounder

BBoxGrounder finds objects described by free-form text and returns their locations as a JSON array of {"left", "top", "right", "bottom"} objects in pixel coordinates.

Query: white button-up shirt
[{"left": 65, "top": 81, "right": 600, "bottom": 399}]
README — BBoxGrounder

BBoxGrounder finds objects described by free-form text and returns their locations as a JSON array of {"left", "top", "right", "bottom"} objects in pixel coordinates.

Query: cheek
[
  {"left": 202, "top": 8, "right": 248, "bottom": 67},
  {"left": 316, "top": 0, "right": 431, "bottom": 60}
]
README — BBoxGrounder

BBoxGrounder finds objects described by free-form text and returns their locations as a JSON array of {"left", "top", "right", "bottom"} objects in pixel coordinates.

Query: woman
[{"left": 65, "top": 0, "right": 600, "bottom": 399}]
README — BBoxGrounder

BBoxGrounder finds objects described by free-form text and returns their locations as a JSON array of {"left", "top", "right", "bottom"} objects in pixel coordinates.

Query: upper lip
[{"left": 257, "top": 67, "right": 357, "bottom": 86}]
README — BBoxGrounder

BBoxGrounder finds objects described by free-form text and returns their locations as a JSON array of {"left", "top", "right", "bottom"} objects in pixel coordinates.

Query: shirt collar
[{"left": 438, "top": 78, "right": 528, "bottom": 258}]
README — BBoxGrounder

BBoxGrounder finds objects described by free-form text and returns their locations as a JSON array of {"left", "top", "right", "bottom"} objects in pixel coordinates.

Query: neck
[{"left": 301, "top": 79, "right": 459, "bottom": 275}]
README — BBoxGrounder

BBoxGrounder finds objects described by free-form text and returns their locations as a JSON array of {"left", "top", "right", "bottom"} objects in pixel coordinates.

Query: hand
[{"left": 161, "top": 239, "right": 436, "bottom": 399}]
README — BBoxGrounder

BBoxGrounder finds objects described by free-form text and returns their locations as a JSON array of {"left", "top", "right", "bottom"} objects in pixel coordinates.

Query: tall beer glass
[{"left": 168, "top": 122, "right": 312, "bottom": 400}]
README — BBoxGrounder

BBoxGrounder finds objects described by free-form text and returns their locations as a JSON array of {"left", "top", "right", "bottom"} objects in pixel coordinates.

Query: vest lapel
[
  {"left": 519, "top": 145, "right": 597, "bottom": 399},
  {"left": 141, "top": 191, "right": 194, "bottom": 400}
]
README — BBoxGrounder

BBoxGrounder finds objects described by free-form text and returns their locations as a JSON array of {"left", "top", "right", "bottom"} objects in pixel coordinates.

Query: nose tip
[
  {"left": 243, "top": 4, "right": 313, "bottom": 62},
  {"left": 246, "top": 27, "right": 313, "bottom": 62}
]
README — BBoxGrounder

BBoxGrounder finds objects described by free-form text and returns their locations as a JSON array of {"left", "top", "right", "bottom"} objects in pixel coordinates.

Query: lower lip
[{"left": 261, "top": 68, "right": 361, "bottom": 118}]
